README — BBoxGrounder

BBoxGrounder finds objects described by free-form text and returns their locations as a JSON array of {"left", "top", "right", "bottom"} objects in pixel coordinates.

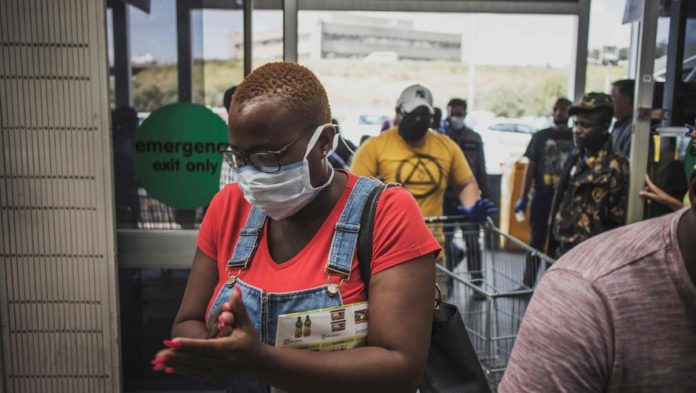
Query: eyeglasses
[{"left": 219, "top": 124, "right": 320, "bottom": 173}]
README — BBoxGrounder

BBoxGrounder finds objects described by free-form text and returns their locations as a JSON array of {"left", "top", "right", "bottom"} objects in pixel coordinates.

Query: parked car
[
  {"left": 340, "top": 109, "right": 393, "bottom": 146},
  {"left": 478, "top": 121, "right": 538, "bottom": 174},
  {"left": 488, "top": 122, "right": 537, "bottom": 134},
  {"left": 363, "top": 51, "right": 399, "bottom": 63}
]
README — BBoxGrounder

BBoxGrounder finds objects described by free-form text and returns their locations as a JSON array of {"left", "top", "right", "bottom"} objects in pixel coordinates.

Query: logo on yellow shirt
[{"left": 396, "top": 154, "right": 444, "bottom": 199}]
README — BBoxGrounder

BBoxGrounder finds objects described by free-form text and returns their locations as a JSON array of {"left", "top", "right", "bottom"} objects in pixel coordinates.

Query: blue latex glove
[
  {"left": 458, "top": 198, "right": 499, "bottom": 222},
  {"left": 514, "top": 195, "right": 529, "bottom": 213}
]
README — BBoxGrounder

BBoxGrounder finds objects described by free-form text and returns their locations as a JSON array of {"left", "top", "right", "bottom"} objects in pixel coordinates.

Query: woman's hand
[
  {"left": 640, "top": 174, "right": 684, "bottom": 211},
  {"left": 153, "top": 288, "right": 265, "bottom": 379},
  {"left": 206, "top": 299, "right": 236, "bottom": 338},
  {"left": 155, "top": 255, "right": 434, "bottom": 392},
  {"left": 215, "top": 301, "right": 237, "bottom": 337}
]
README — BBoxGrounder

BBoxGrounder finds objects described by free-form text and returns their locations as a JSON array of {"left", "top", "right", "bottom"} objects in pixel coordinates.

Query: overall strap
[
  {"left": 357, "top": 182, "right": 400, "bottom": 297},
  {"left": 325, "top": 177, "right": 382, "bottom": 276},
  {"left": 226, "top": 206, "right": 266, "bottom": 269}
]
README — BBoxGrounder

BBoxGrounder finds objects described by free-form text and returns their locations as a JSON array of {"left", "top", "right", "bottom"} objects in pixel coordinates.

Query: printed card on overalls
[{"left": 275, "top": 302, "right": 368, "bottom": 351}]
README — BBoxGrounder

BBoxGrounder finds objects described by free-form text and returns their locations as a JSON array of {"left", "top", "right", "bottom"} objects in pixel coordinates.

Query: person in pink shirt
[{"left": 500, "top": 169, "right": 696, "bottom": 392}]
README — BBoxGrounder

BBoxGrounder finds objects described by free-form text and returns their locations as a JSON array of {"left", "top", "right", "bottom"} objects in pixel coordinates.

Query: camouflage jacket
[{"left": 547, "top": 136, "right": 630, "bottom": 257}]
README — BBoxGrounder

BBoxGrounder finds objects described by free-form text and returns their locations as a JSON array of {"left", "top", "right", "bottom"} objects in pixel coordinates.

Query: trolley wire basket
[{"left": 424, "top": 216, "right": 555, "bottom": 391}]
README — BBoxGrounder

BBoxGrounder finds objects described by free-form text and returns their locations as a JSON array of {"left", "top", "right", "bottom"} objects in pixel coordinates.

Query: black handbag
[{"left": 358, "top": 183, "right": 491, "bottom": 393}]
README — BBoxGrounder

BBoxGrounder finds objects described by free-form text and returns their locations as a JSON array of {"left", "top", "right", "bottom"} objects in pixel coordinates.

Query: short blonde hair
[{"left": 233, "top": 62, "right": 331, "bottom": 126}]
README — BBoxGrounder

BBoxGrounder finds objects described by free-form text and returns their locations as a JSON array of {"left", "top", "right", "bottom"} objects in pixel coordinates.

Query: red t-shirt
[{"left": 198, "top": 171, "right": 441, "bottom": 315}]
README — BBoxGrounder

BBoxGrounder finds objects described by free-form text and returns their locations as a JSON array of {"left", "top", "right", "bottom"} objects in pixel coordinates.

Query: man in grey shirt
[
  {"left": 610, "top": 79, "right": 634, "bottom": 158},
  {"left": 500, "top": 168, "right": 696, "bottom": 392}
]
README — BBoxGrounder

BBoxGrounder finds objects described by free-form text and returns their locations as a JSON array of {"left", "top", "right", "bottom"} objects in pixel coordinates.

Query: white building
[{"left": 229, "top": 14, "right": 462, "bottom": 62}]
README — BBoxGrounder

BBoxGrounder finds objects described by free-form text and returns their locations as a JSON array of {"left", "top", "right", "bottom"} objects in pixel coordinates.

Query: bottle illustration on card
[
  {"left": 303, "top": 315, "right": 312, "bottom": 337},
  {"left": 295, "top": 316, "right": 303, "bottom": 338}
]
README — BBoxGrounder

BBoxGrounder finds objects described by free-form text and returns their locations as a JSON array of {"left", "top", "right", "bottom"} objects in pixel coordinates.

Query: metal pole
[
  {"left": 177, "top": 0, "right": 192, "bottom": 102},
  {"left": 112, "top": 0, "right": 132, "bottom": 107},
  {"left": 244, "top": 0, "right": 253, "bottom": 75},
  {"left": 570, "top": 0, "right": 589, "bottom": 101},
  {"left": 662, "top": 0, "right": 687, "bottom": 127},
  {"left": 283, "top": 0, "right": 298, "bottom": 62},
  {"left": 627, "top": 0, "right": 659, "bottom": 224}
]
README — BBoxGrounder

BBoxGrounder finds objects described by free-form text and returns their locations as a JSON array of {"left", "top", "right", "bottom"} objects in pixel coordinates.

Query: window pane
[
  {"left": 586, "top": 0, "right": 631, "bottom": 92},
  {"left": 297, "top": 11, "right": 574, "bottom": 173},
  {"left": 109, "top": 1, "right": 248, "bottom": 231},
  {"left": 253, "top": 10, "right": 284, "bottom": 69},
  {"left": 130, "top": 0, "right": 178, "bottom": 113},
  {"left": 192, "top": 9, "right": 244, "bottom": 109},
  {"left": 654, "top": 16, "right": 670, "bottom": 82}
]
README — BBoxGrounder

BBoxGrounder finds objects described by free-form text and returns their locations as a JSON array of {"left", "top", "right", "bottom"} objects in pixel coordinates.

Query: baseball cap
[
  {"left": 397, "top": 84, "right": 434, "bottom": 114},
  {"left": 569, "top": 92, "right": 614, "bottom": 116}
]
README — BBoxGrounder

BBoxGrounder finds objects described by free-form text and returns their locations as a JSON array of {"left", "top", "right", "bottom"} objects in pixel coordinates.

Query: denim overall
[{"left": 206, "top": 176, "right": 381, "bottom": 393}]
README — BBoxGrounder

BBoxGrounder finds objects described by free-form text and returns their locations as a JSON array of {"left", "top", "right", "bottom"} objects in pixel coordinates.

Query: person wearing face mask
[
  {"left": 151, "top": 63, "right": 440, "bottom": 392},
  {"left": 351, "top": 84, "right": 497, "bottom": 296},
  {"left": 443, "top": 98, "right": 489, "bottom": 202},
  {"left": 514, "top": 98, "right": 574, "bottom": 286},
  {"left": 546, "top": 93, "right": 630, "bottom": 258},
  {"left": 441, "top": 98, "right": 490, "bottom": 281}
]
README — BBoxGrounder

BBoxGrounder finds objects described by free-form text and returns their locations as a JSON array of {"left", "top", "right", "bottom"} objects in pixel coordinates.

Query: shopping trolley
[{"left": 424, "top": 216, "right": 555, "bottom": 391}]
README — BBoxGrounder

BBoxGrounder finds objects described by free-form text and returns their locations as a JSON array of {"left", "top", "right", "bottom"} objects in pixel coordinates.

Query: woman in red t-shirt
[{"left": 152, "top": 62, "right": 440, "bottom": 392}]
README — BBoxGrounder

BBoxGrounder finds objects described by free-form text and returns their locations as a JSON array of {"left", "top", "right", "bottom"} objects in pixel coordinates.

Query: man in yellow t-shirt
[
  {"left": 352, "top": 84, "right": 494, "bottom": 219},
  {"left": 352, "top": 84, "right": 497, "bottom": 296},
  {"left": 353, "top": 126, "right": 475, "bottom": 217}
]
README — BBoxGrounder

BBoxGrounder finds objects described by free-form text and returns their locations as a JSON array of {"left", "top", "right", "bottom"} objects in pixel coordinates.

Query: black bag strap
[
  {"left": 357, "top": 182, "right": 399, "bottom": 297},
  {"left": 358, "top": 182, "right": 492, "bottom": 393}
]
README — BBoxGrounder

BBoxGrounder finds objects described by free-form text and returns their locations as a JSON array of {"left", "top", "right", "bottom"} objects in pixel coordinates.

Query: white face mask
[
  {"left": 449, "top": 116, "right": 466, "bottom": 130},
  {"left": 234, "top": 124, "right": 338, "bottom": 220}
]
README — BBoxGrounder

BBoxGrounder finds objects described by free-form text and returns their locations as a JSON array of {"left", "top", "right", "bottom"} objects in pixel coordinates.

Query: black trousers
[
  {"left": 522, "top": 191, "right": 553, "bottom": 287},
  {"left": 444, "top": 223, "right": 482, "bottom": 282}
]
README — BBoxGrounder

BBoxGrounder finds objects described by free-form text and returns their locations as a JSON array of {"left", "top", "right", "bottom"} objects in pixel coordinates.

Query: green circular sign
[{"left": 132, "top": 103, "right": 228, "bottom": 209}]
